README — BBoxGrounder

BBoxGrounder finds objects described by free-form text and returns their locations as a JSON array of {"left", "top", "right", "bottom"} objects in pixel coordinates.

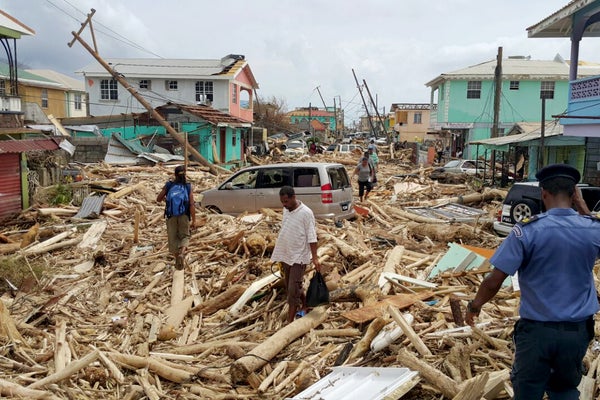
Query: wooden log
[
  {"left": 23, "top": 228, "right": 76, "bottom": 254},
  {"left": 346, "top": 317, "right": 387, "bottom": 363},
  {"left": 170, "top": 269, "right": 184, "bottom": 306},
  {"left": 107, "top": 182, "right": 145, "bottom": 200},
  {"left": 273, "top": 361, "right": 309, "bottom": 393},
  {"left": 135, "top": 369, "right": 161, "bottom": 400},
  {"left": 0, "top": 378, "right": 59, "bottom": 400},
  {"left": 53, "top": 319, "right": 69, "bottom": 373},
  {"left": 380, "top": 246, "right": 404, "bottom": 295},
  {"left": 159, "top": 296, "right": 194, "bottom": 340},
  {"left": 230, "top": 306, "right": 328, "bottom": 383},
  {"left": 258, "top": 360, "right": 288, "bottom": 393},
  {"left": 396, "top": 348, "right": 459, "bottom": 398},
  {"left": 191, "top": 284, "right": 246, "bottom": 315},
  {"left": 24, "top": 237, "right": 81, "bottom": 256},
  {"left": 0, "top": 301, "right": 25, "bottom": 343},
  {"left": 29, "top": 350, "right": 99, "bottom": 389},
  {"left": 450, "top": 296, "right": 465, "bottom": 327},
  {"left": 93, "top": 347, "right": 125, "bottom": 384},
  {"left": 77, "top": 220, "right": 107, "bottom": 250},
  {"left": 229, "top": 274, "right": 280, "bottom": 316},
  {"left": 452, "top": 372, "right": 489, "bottom": 400},
  {"left": 108, "top": 352, "right": 192, "bottom": 383},
  {"left": 388, "top": 305, "right": 432, "bottom": 356}
]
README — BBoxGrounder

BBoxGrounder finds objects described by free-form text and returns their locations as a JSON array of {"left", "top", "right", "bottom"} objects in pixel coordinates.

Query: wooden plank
[{"left": 342, "top": 292, "right": 434, "bottom": 324}]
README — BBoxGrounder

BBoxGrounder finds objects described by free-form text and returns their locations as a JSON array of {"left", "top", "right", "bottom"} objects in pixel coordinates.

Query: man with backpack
[{"left": 157, "top": 165, "right": 196, "bottom": 269}]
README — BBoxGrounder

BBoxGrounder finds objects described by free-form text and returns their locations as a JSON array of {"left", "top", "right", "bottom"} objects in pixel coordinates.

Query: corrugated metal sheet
[
  {"left": 0, "top": 153, "right": 22, "bottom": 220},
  {"left": 0, "top": 138, "right": 60, "bottom": 154},
  {"left": 288, "top": 367, "right": 419, "bottom": 400},
  {"left": 73, "top": 194, "right": 106, "bottom": 219}
]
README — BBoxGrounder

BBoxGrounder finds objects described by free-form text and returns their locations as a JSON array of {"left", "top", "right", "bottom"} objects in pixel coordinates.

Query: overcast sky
[{"left": 3, "top": 0, "right": 598, "bottom": 123}]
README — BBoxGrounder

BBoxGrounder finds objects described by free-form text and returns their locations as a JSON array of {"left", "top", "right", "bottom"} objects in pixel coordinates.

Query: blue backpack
[{"left": 165, "top": 182, "right": 190, "bottom": 218}]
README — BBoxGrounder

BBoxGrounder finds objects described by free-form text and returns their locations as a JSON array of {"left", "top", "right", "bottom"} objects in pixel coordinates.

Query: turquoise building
[{"left": 426, "top": 56, "right": 600, "bottom": 162}]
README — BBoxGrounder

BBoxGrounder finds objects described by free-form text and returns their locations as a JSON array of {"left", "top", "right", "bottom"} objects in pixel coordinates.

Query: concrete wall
[{"left": 69, "top": 136, "right": 109, "bottom": 163}]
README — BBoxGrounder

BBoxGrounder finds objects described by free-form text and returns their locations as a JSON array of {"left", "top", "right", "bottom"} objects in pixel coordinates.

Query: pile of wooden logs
[{"left": 0, "top": 149, "right": 598, "bottom": 400}]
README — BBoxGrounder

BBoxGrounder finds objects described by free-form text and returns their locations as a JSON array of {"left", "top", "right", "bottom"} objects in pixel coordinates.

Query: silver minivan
[{"left": 198, "top": 162, "right": 355, "bottom": 220}]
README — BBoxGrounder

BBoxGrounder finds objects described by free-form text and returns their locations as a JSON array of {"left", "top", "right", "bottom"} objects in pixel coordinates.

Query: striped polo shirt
[{"left": 271, "top": 202, "right": 317, "bottom": 265}]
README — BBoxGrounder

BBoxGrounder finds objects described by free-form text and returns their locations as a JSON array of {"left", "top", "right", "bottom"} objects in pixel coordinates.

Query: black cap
[{"left": 535, "top": 163, "right": 580, "bottom": 184}]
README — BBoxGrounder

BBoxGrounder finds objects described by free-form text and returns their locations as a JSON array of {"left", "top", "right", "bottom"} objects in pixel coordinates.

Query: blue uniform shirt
[{"left": 490, "top": 208, "right": 600, "bottom": 322}]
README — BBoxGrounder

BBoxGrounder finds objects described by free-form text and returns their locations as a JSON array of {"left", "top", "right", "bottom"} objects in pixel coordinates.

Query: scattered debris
[{"left": 0, "top": 145, "right": 597, "bottom": 399}]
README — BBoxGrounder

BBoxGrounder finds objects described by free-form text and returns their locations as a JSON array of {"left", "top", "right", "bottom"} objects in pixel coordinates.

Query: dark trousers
[{"left": 511, "top": 317, "right": 594, "bottom": 400}]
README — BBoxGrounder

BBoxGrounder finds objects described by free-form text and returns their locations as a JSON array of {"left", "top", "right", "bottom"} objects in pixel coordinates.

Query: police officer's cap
[{"left": 535, "top": 163, "right": 580, "bottom": 184}]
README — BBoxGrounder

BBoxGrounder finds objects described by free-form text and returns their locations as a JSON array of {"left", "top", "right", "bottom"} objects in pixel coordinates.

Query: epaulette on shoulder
[
  {"left": 519, "top": 214, "right": 545, "bottom": 225},
  {"left": 583, "top": 212, "right": 600, "bottom": 221}
]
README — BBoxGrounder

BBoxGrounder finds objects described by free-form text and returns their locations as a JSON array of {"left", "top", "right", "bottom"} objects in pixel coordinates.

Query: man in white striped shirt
[{"left": 271, "top": 186, "right": 321, "bottom": 323}]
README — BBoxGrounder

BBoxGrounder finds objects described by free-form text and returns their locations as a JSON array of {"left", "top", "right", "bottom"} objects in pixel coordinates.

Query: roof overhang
[{"left": 527, "top": 0, "right": 600, "bottom": 38}]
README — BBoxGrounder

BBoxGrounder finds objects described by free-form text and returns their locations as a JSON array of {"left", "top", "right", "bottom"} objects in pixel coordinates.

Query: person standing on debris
[
  {"left": 367, "top": 139, "right": 378, "bottom": 154},
  {"left": 271, "top": 186, "right": 321, "bottom": 323},
  {"left": 156, "top": 165, "right": 196, "bottom": 269},
  {"left": 465, "top": 164, "right": 600, "bottom": 400},
  {"left": 353, "top": 156, "right": 374, "bottom": 202}
]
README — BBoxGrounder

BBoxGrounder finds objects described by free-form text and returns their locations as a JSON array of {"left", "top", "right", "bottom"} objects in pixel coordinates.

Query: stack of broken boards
[{"left": 0, "top": 151, "right": 599, "bottom": 400}]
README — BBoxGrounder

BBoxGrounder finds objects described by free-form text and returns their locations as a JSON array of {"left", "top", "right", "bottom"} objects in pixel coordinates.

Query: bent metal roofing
[{"left": 0, "top": 138, "right": 60, "bottom": 154}]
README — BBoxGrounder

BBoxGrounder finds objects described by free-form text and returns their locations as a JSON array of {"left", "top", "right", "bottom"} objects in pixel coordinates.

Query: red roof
[{"left": 0, "top": 138, "right": 60, "bottom": 154}]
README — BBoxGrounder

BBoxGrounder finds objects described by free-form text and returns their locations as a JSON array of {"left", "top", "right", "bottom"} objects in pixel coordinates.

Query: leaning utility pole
[
  {"left": 68, "top": 9, "right": 221, "bottom": 175},
  {"left": 315, "top": 86, "right": 327, "bottom": 109},
  {"left": 363, "top": 79, "right": 386, "bottom": 139},
  {"left": 352, "top": 69, "right": 375, "bottom": 136}
]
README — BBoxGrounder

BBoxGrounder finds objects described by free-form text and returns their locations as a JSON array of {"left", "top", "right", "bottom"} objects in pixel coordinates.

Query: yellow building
[{"left": 389, "top": 103, "right": 435, "bottom": 142}]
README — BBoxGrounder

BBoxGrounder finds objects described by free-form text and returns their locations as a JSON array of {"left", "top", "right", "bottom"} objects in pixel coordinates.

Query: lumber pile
[{"left": 0, "top": 151, "right": 597, "bottom": 400}]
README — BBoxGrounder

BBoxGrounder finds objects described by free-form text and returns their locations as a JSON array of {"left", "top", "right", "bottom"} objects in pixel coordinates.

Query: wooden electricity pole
[
  {"left": 352, "top": 68, "right": 375, "bottom": 137},
  {"left": 68, "top": 9, "right": 220, "bottom": 175}
]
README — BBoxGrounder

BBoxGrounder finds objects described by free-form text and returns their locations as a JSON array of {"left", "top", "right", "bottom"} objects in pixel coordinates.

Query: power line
[{"left": 46, "top": 0, "right": 164, "bottom": 58}]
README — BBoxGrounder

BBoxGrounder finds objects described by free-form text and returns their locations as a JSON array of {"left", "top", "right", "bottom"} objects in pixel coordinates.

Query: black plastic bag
[{"left": 306, "top": 271, "right": 329, "bottom": 307}]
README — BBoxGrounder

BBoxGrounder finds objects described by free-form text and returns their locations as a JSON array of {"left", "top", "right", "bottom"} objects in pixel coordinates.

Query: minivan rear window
[
  {"left": 327, "top": 167, "right": 350, "bottom": 190},
  {"left": 294, "top": 168, "right": 320, "bottom": 187}
]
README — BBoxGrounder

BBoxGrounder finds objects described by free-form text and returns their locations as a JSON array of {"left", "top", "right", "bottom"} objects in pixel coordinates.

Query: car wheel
[
  {"left": 510, "top": 199, "right": 539, "bottom": 223},
  {"left": 206, "top": 205, "right": 222, "bottom": 214}
]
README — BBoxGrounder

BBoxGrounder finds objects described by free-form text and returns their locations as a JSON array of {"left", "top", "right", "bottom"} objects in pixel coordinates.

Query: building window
[
  {"left": 74, "top": 93, "right": 82, "bottom": 110},
  {"left": 413, "top": 112, "right": 422, "bottom": 124},
  {"left": 166, "top": 80, "right": 178, "bottom": 91},
  {"left": 232, "top": 84, "right": 237, "bottom": 104},
  {"left": 466, "top": 81, "right": 481, "bottom": 99},
  {"left": 540, "top": 81, "right": 555, "bottom": 99},
  {"left": 41, "top": 89, "right": 48, "bottom": 108},
  {"left": 195, "top": 81, "right": 214, "bottom": 103},
  {"left": 100, "top": 79, "right": 118, "bottom": 100},
  {"left": 0, "top": 81, "right": 5, "bottom": 96},
  {"left": 510, "top": 81, "right": 520, "bottom": 90},
  {"left": 232, "top": 134, "right": 237, "bottom": 146},
  {"left": 139, "top": 80, "right": 151, "bottom": 90}
]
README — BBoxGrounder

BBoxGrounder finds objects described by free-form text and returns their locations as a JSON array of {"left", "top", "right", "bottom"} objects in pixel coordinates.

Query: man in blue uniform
[{"left": 465, "top": 164, "right": 600, "bottom": 400}]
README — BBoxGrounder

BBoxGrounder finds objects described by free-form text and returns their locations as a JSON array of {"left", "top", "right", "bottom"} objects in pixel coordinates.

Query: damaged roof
[
  {"left": 154, "top": 103, "right": 252, "bottom": 127},
  {"left": 0, "top": 138, "right": 60, "bottom": 154}
]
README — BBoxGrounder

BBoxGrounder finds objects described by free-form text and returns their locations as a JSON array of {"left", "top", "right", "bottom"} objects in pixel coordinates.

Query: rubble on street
[{"left": 1, "top": 146, "right": 599, "bottom": 400}]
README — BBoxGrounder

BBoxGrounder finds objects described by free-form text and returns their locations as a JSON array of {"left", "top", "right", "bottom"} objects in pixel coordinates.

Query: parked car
[
  {"left": 282, "top": 139, "right": 307, "bottom": 156},
  {"left": 492, "top": 182, "right": 600, "bottom": 236},
  {"left": 198, "top": 162, "right": 355, "bottom": 221},
  {"left": 333, "top": 143, "right": 364, "bottom": 155},
  {"left": 430, "top": 159, "right": 488, "bottom": 179}
]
